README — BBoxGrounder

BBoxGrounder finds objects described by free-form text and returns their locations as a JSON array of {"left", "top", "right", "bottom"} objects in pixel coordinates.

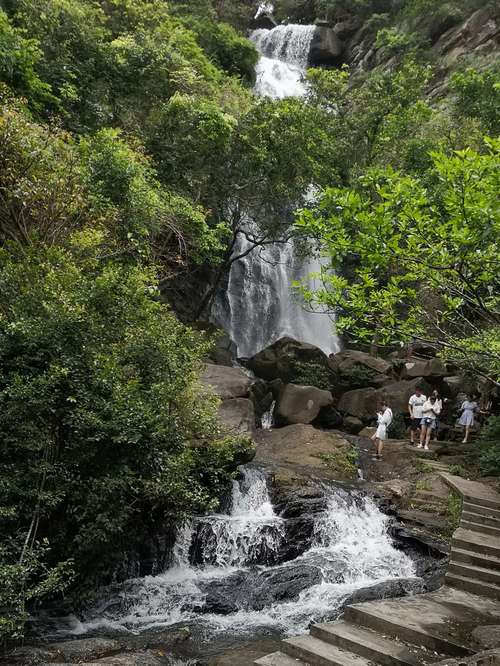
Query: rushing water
[
  {"left": 56, "top": 468, "right": 416, "bottom": 639},
  {"left": 212, "top": 24, "right": 340, "bottom": 358}
]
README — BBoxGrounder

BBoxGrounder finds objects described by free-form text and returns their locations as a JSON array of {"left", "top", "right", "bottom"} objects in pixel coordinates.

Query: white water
[
  {"left": 212, "top": 24, "right": 340, "bottom": 358},
  {"left": 59, "top": 468, "right": 416, "bottom": 638}
]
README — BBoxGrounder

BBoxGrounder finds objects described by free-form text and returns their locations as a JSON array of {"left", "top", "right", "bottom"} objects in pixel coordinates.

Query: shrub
[{"left": 476, "top": 415, "right": 500, "bottom": 476}]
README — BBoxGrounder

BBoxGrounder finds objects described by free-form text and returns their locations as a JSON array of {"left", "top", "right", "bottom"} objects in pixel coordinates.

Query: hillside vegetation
[{"left": 0, "top": 0, "right": 498, "bottom": 645}]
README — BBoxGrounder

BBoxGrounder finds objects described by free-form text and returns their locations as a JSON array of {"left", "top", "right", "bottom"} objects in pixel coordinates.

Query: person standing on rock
[
  {"left": 431, "top": 390, "right": 443, "bottom": 441},
  {"left": 371, "top": 401, "right": 393, "bottom": 460},
  {"left": 408, "top": 387, "right": 426, "bottom": 445},
  {"left": 419, "top": 394, "right": 441, "bottom": 450}
]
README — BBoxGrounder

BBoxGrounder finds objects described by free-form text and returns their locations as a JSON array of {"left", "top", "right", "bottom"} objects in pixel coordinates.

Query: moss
[{"left": 317, "top": 446, "right": 358, "bottom": 478}]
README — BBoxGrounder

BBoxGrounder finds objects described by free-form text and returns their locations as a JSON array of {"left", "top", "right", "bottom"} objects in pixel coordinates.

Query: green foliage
[
  {"left": 338, "top": 364, "right": 377, "bottom": 390},
  {"left": 0, "top": 231, "right": 250, "bottom": 633},
  {"left": 297, "top": 139, "right": 500, "bottom": 382},
  {"left": 451, "top": 65, "right": 500, "bottom": 135},
  {"left": 291, "top": 361, "right": 332, "bottom": 390},
  {"left": 318, "top": 446, "right": 358, "bottom": 478},
  {"left": 476, "top": 416, "right": 500, "bottom": 476}
]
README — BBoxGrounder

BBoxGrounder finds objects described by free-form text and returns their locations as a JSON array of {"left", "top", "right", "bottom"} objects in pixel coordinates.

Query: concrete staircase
[{"left": 255, "top": 474, "right": 500, "bottom": 666}]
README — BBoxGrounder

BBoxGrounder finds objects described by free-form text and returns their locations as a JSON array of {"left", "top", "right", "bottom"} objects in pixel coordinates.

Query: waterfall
[
  {"left": 212, "top": 25, "right": 340, "bottom": 359},
  {"left": 56, "top": 469, "right": 417, "bottom": 638}
]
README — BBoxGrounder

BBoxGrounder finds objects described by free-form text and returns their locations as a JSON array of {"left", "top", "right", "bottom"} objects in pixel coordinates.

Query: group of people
[{"left": 370, "top": 387, "right": 483, "bottom": 460}]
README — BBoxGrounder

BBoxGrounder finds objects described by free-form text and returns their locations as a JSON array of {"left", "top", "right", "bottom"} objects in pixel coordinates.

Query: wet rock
[
  {"left": 252, "top": 13, "right": 277, "bottom": 30},
  {"left": 251, "top": 565, "right": 323, "bottom": 610},
  {"left": 201, "top": 571, "right": 247, "bottom": 614},
  {"left": 218, "top": 398, "right": 256, "bottom": 435},
  {"left": 13, "top": 638, "right": 121, "bottom": 664},
  {"left": 309, "top": 24, "right": 344, "bottom": 67},
  {"left": 343, "top": 577, "right": 426, "bottom": 608},
  {"left": 246, "top": 337, "right": 332, "bottom": 383},
  {"left": 275, "top": 384, "right": 333, "bottom": 425},
  {"left": 472, "top": 625, "right": 500, "bottom": 649},
  {"left": 201, "top": 364, "right": 252, "bottom": 400}
]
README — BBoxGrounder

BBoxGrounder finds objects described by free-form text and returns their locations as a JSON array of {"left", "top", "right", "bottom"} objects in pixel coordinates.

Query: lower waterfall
[{"left": 58, "top": 468, "right": 416, "bottom": 639}]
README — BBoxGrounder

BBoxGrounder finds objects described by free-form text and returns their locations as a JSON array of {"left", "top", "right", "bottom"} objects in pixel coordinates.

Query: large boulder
[
  {"left": 201, "top": 364, "right": 251, "bottom": 400},
  {"left": 275, "top": 384, "right": 333, "bottom": 426},
  {"left": 338, "top": 378, "right": 432, "bottom": 420},
  {"left": 338, "top": 387, "right": 378, "bottom": 421},
  {"left": 401, "top": 357, "right": 451, "bottom": 379},
  {"left": 329, "top": 349, "right": 392, "bottom": 376},
  {"left": 309, "top": 23, "right": 344, "bottom": 67},
  {"left": 256, "top": 424, "right": 352, "bottom": 475},
  {"left": 218, "top": 398, "right": 255, "bottom": 435},
  {"left": 247, "top": 337, "right": 332, "bottom": 383}
]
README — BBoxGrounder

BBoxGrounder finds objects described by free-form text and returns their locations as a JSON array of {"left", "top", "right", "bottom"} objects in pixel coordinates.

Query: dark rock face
[
  {"left": 275, "top": 383, "right": 333, "bottom": 425},
  {"left": 247, "top": 337, "right": 332, "bottom": 383},
  {"left": 314, "top": 404, "right": 344, "bottom": 429},
  {"left": 309, "top": 25, "right": 344, "bottom": 67},
  {"left": 200, "top": 564, "right": 323, "bottom": 614},
  {"left": 342, "top": 577, "right": 426, "bottom": 608}
]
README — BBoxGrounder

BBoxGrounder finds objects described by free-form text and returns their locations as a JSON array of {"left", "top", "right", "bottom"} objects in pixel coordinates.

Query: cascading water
[
  {"left": 56, "top": 468, "right": 417, "bottom": 639},
  {"left": 212, "top": 24, "right": 340, "bottom": 358}
]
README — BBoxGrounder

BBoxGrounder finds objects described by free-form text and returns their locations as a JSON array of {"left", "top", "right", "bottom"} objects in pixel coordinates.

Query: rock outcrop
[
  {"left": 201, "top": 364, "right": 255, "bottom": 434},
  {"left": 401, "top": 357, "right": 451, "bottom": 380},
  {"left": 275, "top": 384, "right": 333, "bottom": 425},
  {"left": 247, "top": 337, "right": 332, "bottom": 383},
  {"left": 329, "top": 349, "right": 392, "bottom": 376},
  {"left": 309, "top": 22, "right": 344, "bottom": 67}
]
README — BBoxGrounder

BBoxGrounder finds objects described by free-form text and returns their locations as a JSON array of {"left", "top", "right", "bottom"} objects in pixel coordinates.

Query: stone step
[
  {"left": 453, "top": 528, "right": 500, "bottom": 559},
  {"left": 344, "top": 601, "right": 470, "bottom": 657},
  {"left": 460, "top": 519, "right": 500, "bottom": 538},
  {"left": 451, "top": 547, "right": 500, "bottom": 572},
  {"left": 462, "top": 510, "right": 500, "bottom": 528},
  {"left": 445, "top": 573, "right": 500, "bottom": 600},
  {"left": 413, "top": 490, "right": 447, "bottom": 502},
  {"left": 440, "top": 473, "right": 500, "bottom": 511},
  {"left": 311, "top": 621, "right": 438, "bottom": 666},
  {"left": 282, "top": 635, "right": 372, "bottom": 666},
  {"left": 255, "top": 652, "right": 307, "bottom": 666},
  {"left": 448, "top": 560, "right": 500, "bottom": 585},
  {"left": 463, "top": 501, "right": 500, "bottom": 520}
]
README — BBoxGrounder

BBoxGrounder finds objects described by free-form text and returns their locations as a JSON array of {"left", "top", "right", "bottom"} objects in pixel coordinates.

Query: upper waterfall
[{"left": 212, "top": 24, "right": 340, "bottom": 358}]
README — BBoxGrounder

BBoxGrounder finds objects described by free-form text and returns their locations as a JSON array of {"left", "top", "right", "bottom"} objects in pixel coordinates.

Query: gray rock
[
  {"left": 343, "top": 577, "right": 426, "bottom": 608},
  {"left": 402, "top": 357, "right": 450, "bottom": 379},
  {"left": 201, "top": 363, "right": 252, "bottom": 400},
  {"left": 342, "top": 416, "right": 365, "bottom": 434},
  {"left": 333, "top": 16, "right": 362, "bottom": 40},
  {"left": 329, "top": 349, "right": 392, "bottom": 376},
  {"left": 247, "top": 337, "right": 332, "bottom": 383},
  {"left": 218, "top": 398, "right": 255, "bottom": 435},
  {"left": 472, "top": 625, "right": 500, "bottom": 649},
  {"left": 338, "top": 387, "right": 378, "bottom": 421},
  {"left": 275, "top": 384, "right": 333, "bottom": 425}
]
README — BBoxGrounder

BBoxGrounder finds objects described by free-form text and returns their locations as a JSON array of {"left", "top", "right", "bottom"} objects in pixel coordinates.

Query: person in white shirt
[
  {"left": 418, "top": 395, "right": 441, "bottom": 450},
  {"left": 408, "top": 388, "right": 426, "bottom": 445},
  {"left": 371, "top": 401, "right": 393, "bottom": 460}
]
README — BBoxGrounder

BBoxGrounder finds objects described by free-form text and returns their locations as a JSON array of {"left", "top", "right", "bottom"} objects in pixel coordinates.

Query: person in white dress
[
  {"left": 371, "top": 401, "right": 393, "bottom": 460},
  {"left": 459, "top": 394, "right": 478, "bottom": 443},
  {"left": 419, "top": 395, "right": 441, "bottom": 450}
]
